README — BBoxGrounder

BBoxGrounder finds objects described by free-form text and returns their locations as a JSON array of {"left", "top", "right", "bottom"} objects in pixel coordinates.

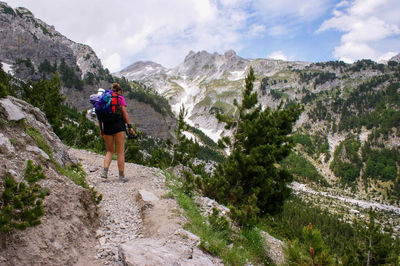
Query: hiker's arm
[{"left": 122, "top": 106, "right": 135, "bottom": 135}]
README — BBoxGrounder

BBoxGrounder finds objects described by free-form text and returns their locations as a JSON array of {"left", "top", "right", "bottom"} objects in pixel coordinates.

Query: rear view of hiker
[{"left": 98, "top": 83, "right": 135, "bottom": 181}]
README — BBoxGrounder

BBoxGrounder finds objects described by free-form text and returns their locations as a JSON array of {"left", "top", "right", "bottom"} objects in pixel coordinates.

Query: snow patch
[
  {"left": 1, "top": 62, "right": 13, "bottom": 75},
  {"left": 229, "top": 70, "right": 245, "bottom": 81}
]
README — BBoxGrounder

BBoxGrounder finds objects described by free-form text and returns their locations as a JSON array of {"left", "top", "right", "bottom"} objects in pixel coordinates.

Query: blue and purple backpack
[{"left": 90, "top": 89, "right": 122, "bottom": 122}]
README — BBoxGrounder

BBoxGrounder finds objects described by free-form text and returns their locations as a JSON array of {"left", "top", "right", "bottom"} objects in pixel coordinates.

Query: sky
[{"left": 4, "top": 0, "right": 400, "bottom": 72}]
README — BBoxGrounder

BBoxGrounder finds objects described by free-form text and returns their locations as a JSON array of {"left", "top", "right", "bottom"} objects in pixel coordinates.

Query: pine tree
[
  {"left": 171, "top": 105, "right": 199, "bottom": 167},
  {"left": 202, "top": 67, "right": 302, "bottom": 226},
  {"left": 363, "top": 209, "right": 394, "bottom": 265},
  {"left": 283, "top": 223, "right": 333, "bottom": 265},
  {"left": 23, "top": 73, "right": 65, "bottom": 135},
  {"left": 0, "top": 161, "right": 48, "bottom": 233},
  {"left": 0, "top": 63, "right": 9, "bottom": 98}
]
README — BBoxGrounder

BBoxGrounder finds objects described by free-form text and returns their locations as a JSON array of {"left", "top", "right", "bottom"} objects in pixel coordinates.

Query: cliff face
[
  {"left": 0, "top": 96, "right": 99, "bottom": 265},
  {"left": 127, "top": 98, "right": 176, "bottom": 139},
  {"left": 0, "top": 2, "right": 176, "bottom": 140},
  {"left": 0, "top": 2, "right": 103, "bottom": 80}
]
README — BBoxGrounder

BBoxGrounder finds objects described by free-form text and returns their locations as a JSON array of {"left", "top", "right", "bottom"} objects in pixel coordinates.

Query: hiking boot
[
  {"left": 119, "top": 171, "right": 127, "bottom": 182},
  {"left": 101, "top": 168, "right": 108, "bottom": 179}
]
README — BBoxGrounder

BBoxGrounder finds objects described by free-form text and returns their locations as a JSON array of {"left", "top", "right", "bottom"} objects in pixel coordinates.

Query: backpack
[{"left": 89, "top": 89, "right": 123, "bottom": 122}]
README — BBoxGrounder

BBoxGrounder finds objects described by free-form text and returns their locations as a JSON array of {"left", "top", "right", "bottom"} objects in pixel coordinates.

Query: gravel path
[
  {"left": 71, "top": 148, "right": 221, "bottom": 265},
  {"left": 71, "top": 148, "right": 162, "bottom": 265}
]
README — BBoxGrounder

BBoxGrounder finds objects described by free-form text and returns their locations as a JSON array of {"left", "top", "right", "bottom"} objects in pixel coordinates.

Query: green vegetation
[
  {"left": 24, "top": 121, "right": 102, "bottom": 206},
  {"left": 330, "top": 135, "right": 362, "bottom": 186},
  {"left": 336, "top": 77, "right": 399, "bottom": 135},
  {"left": 24, "top": 123, "right": 53, "bottom": 157},
  {"left": 270, "top": 88, "right": 284, "bottom": 99},
  {"left": 261, "top": 196, "right": 400, "bottom": 264},
  {"left": 362, "top": 144, "right": 399, "bottom": 182},
  {"left": 125, "top": 79, "right": 174, "bottom": 116},
  {"left": 293, "top": 132, "right": 330, "bottom": 162},
  {"left": 15, "top": 58, "right": 35, "bottom": 75},
  {"left": 164, "top": 170, "right": 272, "bottom": 265},
  {"left": 0, "top": 3, "right": 16, "bottom": 16},
  {"left": 283, "top": 223, "right": 333, "bottom": 265},
  {"left": 0, "top": 160, "right": 48, "bottom": 233},
  {"left": 171, "top": 105, "right": 200, "bottom": 167},
  {"left": 22, "top": 73, "right": 65, "bottom": 135},
  {"left": 58, "top": 59, "right": 83, "bottom": 89},
  {"left": 58, "top": 106, "right": 105, "bottom": 153},
  {"left": 38, "top": 59, "right": 57, "bottom": 76},
  {"left": 0, "top": 63, "right": 10, "bottom": 98},
  {"left": 201, "top": 67, "right": 302, "bottom": 226},
  {"left": 282, "top": 153, "right": 328, "bottom": 186}
]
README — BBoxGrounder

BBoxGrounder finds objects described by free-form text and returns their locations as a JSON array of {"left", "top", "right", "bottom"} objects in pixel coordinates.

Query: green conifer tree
[
  {"left": 23, "top": 73, "right": 65, "bottom": 135},
  {"left": 283, "top": 223, "right": 333, "bottom": 265},
  {"left": 0, "top": 161, "right": 48, "bottom": 233},
  {"left": 171, "top": 105, "right": 199, "bottom": 167},
  {"left": 0, "top": 63, "right": 9, "bottom": 98},
  {"left": 202, "top": 67, "right": 302, "bottom": 226}
]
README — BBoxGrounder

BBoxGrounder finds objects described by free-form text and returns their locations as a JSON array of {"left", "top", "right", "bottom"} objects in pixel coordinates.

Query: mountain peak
[
  {"left": 224, "top": 50, "right": 237, "bottom": 57},
  {"left": 389, "top": 53, "right": 400, "bottom": 63}
]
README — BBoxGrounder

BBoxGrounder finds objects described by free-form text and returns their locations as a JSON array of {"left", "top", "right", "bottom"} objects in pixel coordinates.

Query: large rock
[
  {"left": 0, "top": 97, "right": 25, "bottom": 121},
  {"left": 120, "top": 238, "right": 217, "bottom": 266}
]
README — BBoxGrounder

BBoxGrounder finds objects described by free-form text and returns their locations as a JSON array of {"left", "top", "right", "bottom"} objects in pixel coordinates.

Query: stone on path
[{"left": 120, "top": 238, "right": 216, "bottom": 266}]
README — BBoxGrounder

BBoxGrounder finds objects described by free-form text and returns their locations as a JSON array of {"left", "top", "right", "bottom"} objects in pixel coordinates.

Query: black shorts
[{"left": 103, "top": 118, "right": 126, "bottom": 135}]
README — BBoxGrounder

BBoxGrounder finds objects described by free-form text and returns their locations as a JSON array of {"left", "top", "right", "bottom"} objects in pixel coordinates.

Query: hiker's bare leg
[
  {"left": 104, "top": 134, "right": 115, "bottom": 168},
  {"left": 115, "top": 131, "right": 125, "bottom": 173}
]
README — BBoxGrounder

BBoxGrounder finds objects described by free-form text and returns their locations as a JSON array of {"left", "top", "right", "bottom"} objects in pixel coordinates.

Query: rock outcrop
[
  {"left": 0, "top": 2, "right": 103, "bottom": 80},
  {"left": 0, "top": 96, "right": 99, "bottom": 265},
  {"left": 389, "top": 53, "right": 400, "bottom": 63}
]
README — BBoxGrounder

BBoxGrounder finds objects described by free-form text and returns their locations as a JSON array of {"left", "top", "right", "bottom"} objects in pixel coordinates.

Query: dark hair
[{"left": 112, "top": 83, "right": 121, "bottom": 92}]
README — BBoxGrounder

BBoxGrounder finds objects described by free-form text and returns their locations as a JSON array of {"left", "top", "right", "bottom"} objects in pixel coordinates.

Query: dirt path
[{"left": 71, "top": 148, "right": 221, "bottom": 265}]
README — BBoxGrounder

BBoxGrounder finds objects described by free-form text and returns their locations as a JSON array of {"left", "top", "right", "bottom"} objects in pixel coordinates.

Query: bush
[
  {"left": 0, "top": 161, "right": 48, "bottom": 233},
  {"left": 202, "top": 67, "right": 302, "bottom": 226}
]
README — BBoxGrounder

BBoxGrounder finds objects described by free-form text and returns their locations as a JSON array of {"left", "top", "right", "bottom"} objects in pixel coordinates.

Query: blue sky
[{"left": 5, "top": 0, "right": 400, "bottom": 72}]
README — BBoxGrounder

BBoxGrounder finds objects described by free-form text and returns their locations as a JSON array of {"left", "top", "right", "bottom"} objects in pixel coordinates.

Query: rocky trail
[{"left": 71, "top": 148, "right": 222, "bottom": 266}]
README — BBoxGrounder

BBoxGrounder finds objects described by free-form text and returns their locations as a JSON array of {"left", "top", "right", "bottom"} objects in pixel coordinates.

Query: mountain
[
  {"left": 0, "top": 2, "right": 103, "bottom": 80},
  {"left": 389, "top": 53, "right": 400, "bottom": 63},
  {"left": 117, "top": 50, "right": 400, "bottom": 217},
  {"left": 0, "top": 2, "right": 176, "bottom": 139},
  {"left": 115, "top": 50, "right": 308, "bottom": 140}
]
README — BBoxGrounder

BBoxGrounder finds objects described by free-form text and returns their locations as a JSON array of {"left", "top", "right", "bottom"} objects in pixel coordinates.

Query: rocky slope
[
  {"left": 0, "top": 2, "right": 103, "bottom": 80},
  {"left": 117, "top": 49, "right": 400, "bottom": 212},
  {"left": 0, "top": 2, "right": 177, "bottom": 140},
  {"left": 0, "top": 96, "right": 99, "bottom": 265},
  {"left": 0, "top": 96, "right": 223, "bottom": 265},
  {"left": 115, "top": 50, "right": 309, "bottom": 141}
]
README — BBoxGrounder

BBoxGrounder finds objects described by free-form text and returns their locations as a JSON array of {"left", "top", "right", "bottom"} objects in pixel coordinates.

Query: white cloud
[
  {"left": 378, "top": 51, "right": 398, "bottom": 62},
  {"left": 103, "top": 53, "right": 121, "bottom": 73},
  {"left": 318, "top": 0, "right": 400, "bottom": 62},
  {"left": 6, "top": 0, "right": 250, "bottom": 70},
  {"left": 267, "top": 51, "right": 288, "bottom": 61},
  {"left": 253, "top": 0, "right": 334, "bottom": 21}
]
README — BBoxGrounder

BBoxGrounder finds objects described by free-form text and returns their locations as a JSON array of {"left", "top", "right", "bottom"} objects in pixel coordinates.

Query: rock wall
[
  {"left": 127, "top": 98, "right": 176, "bottom": 140},
  {"left": 0, "top": 96, "right": 99, "bottom": 265},
  {"left": 0, "top": 2, "right": 103, "bottom": 79}
]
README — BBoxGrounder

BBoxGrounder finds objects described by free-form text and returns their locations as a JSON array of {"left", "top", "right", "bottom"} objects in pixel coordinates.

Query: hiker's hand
[
  {"left": 129, "top": 128, "right": 135, "bottom": 136},
  {"left": 100, "top": 131, "right": 104, "bottom": 138}
]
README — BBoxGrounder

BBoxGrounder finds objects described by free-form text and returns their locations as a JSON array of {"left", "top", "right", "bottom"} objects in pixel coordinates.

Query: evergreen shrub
[{"left": 0, "top": 161, "right": 48, "bottom": 233}]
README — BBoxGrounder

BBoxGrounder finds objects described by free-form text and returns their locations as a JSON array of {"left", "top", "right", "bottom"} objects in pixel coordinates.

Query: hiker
[{"left": 99, "top": 83, "right": 135, "bottom": 181}]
